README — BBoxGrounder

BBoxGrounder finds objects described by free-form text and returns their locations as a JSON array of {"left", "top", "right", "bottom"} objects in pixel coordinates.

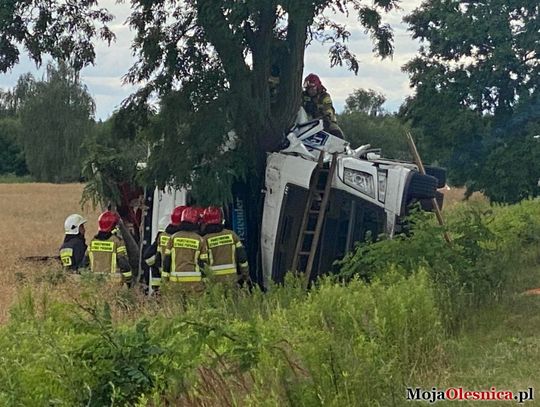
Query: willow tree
[{"left": 18, "top": 62, "right": 95, "bottom": 182}]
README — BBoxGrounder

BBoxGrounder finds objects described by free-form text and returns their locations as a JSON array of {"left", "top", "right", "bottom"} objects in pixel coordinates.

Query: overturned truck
[{"left": 136, "top": 118, "right": 444, "bottom": 287}]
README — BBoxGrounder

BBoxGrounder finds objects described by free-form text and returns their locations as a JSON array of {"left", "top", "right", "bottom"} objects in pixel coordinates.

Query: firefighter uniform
[
  {"left": 59, "top": 235, "right": 88, "bottom": 271},
  {"left": 143, "top": 231, "right": 170, "bottom": 289},
  {"left": 59, "top": 213, "right": 88, "bottom": 272},
  {"left": 164, "top": 230, "right": 208, "bottom": 287},
  {"left": 204, "top": 228, "right": 249, "bottom": 285},
  {"left": 302, "top": 73, "right": 344, "bottom": 139},
  {"left": 88, "top": 232, "right": 132, "bottom": 284}
]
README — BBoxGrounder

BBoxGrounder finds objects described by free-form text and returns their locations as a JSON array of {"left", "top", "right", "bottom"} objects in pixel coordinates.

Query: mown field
[{"left": 1, "top": 183, "right": 540, "bottom": 406}]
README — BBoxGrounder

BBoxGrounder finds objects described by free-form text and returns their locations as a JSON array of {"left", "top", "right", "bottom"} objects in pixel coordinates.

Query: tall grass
[
  {"left": 0, "top": 271, "right": 443, "bottom": 406},
  {"left": 2, "top": 188, "right": 540, "bottom": 405}
]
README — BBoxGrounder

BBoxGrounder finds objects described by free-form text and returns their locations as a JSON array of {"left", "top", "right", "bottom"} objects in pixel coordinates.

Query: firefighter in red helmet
[
  {"left": 201, "top": 206, "right": 250, "bottom": 287},
  {"left": 162, "top": 207, "right": 208, "bottom": 291},
  {"left": 88, "top": 211, "right": 132, "bottom": 285},
  {"left": 302, "top": 73, "right": 344, "bottom": 139}
]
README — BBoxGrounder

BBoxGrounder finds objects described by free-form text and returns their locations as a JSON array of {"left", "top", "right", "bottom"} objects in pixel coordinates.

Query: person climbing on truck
[{"left": 302, "top": 73, "right": 344, "bottom": 139}]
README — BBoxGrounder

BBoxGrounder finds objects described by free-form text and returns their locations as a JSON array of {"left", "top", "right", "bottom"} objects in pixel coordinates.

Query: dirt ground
[{"left": 0, "top": 183, "right": 100, "bottom": 322}]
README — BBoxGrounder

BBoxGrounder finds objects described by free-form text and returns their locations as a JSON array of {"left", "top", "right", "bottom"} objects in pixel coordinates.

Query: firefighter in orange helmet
[
  {"left": 162, "top": 207, "right": 208, "bottom": 290},
  {"left": 88, "top": 211, "right": 132, "bottom": 285},
  {"left": 302, "top": 73, "right": 344, "bottom": 139},
  {"left": 201, "top": 206, "right": 249, "bottom": 287}
]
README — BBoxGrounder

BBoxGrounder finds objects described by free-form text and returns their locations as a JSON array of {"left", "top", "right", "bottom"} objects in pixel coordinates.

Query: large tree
[
  {"left": 18, "top": 62, "right": 96, "bottom": 182},
  {"left": 344, "top": 88, "right": 386, "bottom": 116},
  {"left": 402, "top": 0, "right": 540, "bottom": 201},
  {"left": 123, "top": 0, "right": 400, "bottom": 269}
]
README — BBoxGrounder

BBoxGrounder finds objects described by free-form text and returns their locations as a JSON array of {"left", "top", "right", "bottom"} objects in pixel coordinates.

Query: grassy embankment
[{"left": 0, "top": 183, "right": 539, "bottom": 406}]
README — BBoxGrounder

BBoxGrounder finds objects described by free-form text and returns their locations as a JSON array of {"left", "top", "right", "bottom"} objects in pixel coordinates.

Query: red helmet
[
  {"left": 98, "top": 211, "right": 119, "bottom": 232},
  {"left": 202, "top": 206, "right": 223, "bottom": 225},
  {"left": 303, "top": 73, "right": 324, "bottom": 92},
  {"left": 171, "top": 205, "right": 187, "bottom": 226},
  {"left": 181, "top": 207, "right": 201, "bottom": 224}
]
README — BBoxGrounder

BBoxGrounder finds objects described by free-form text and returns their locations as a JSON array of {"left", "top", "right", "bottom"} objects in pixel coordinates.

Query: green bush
[{"left": 338, "top": 200, "right": 540, "bottom": 332}]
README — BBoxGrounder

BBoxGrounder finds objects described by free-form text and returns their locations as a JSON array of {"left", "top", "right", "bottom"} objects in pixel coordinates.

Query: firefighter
[
  {"left": 142, "top": 215, "right": 172, "bottom": 294},
  {"left": 142, "top": 205, "right": 186, "bottom": 292},
  {"left": 302, "top": 73, "right": 344, "bottom": 139},
  {"left": 201, "top": 206, "right": 250, "bottom": 287},
  {"left": 88, "top": 211, "right": 132, "bottom": 285},
  {"left": 59, "top": 214, "right": 88, "bottom": 271},
  {"left": 162, "top": 207, "right": 208, "bottom": 290}
]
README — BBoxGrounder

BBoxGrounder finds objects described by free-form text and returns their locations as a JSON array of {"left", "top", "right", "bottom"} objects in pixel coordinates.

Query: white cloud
[{"left": 0, "top": 0, "right": 423, "bottom": 119}]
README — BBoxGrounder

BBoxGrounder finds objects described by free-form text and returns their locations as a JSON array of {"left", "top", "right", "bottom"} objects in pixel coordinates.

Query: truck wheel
[
  {"left": 419, "top": 191, "right": 444, "bottom": 211},
  {"left": 425, "top": 166, "right": 447, "bottom": 188},
  {"left": 407, "top": 172, "right": 438, "bottom": 200}
]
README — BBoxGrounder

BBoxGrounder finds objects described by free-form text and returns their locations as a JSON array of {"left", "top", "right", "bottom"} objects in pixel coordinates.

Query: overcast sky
[{"left": 0, "top": 1, "right": 422, "bottom": 121}]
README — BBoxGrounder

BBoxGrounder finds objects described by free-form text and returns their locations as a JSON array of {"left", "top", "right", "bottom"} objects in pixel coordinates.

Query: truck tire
[
  {"left": 407, "top": 172, "right": 438, "bottom": 200},
  {"left": 419, "top": 191, "right": 444, "bottom": 212},
  {"left": 425, "top": 166, "right": 447, "bottom": 188}
]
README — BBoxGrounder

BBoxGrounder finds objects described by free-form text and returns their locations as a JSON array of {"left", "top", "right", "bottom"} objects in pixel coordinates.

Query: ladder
[{"left": 291, "top": 152, "right": 338, "bottom": 285}]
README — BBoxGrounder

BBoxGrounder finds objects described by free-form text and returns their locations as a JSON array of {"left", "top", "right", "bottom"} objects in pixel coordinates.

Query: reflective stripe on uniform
[
  {"left": 169, "top": 270, "right": 202, "bottom": 282},
  {"left": 59, "top": 248, "right": 73, "bottom": 266},
  {"left": 207, "top": 234, "right": 234, "bottom": 248},
  {"left": 117, "top": 245, "right": 127, "bottom": 254},
  {"left": 151, "top": 277, "right": 161, "bottom": 286},
  {"left": 210, "top": 263, "right": 236, "bottom": 276},
  {"left": 145, "top": 255, "right": 156, "bottom": 266}
]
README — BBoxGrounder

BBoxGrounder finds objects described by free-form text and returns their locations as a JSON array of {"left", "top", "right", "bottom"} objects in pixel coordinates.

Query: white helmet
[
  {"left": 158, "top": 215, "right": 170, "bottom": 233},
  {"left": 64, "top": 214, "right": 87, "bottom": 235}
]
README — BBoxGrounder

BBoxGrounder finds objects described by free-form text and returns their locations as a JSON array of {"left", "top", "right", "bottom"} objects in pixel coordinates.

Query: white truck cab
[{"left": 260, "top": 119, "right": 441, "bottom": 285}]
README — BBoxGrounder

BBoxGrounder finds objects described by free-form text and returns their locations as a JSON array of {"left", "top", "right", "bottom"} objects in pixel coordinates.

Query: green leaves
[{"left": 0, "top": 0, "right": 114, "bottom": 72}]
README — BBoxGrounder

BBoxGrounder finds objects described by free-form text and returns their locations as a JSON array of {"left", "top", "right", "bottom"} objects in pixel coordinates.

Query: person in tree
[
  {"left": 302, "top": 73, "right": 344, "bottom": 139},
  {"left": 59, "top": 214, "right": 88, "bottom": 272}
]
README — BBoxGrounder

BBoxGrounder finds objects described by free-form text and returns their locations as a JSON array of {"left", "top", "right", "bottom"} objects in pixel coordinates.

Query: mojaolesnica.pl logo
[{"left": 406, "top": 387, "right": 534, "bottom": 404}]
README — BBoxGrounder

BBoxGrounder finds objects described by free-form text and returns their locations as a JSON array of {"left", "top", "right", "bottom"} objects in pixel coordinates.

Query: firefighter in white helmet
[{"left": 59, "top": 214, "right": 88, "bottom": 271}]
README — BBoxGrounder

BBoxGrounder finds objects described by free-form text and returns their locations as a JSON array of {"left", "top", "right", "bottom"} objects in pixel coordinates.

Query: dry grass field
[
  {"left": 0, "top": 183, "right": 99, "bottom": 322},
  {"left": 440, "top": 186, "right": 487, "bottom": 209},
  {"left": 0, "top": 182, "right": 482, "bottom": 323}
]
